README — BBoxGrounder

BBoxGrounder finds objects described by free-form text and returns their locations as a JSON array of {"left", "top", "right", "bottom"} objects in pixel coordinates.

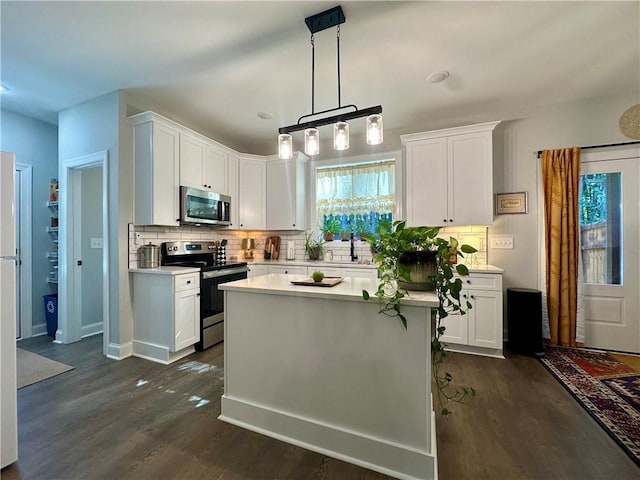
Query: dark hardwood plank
[{"left": 3, "top": 336, "right": 638, "bottom": 479}]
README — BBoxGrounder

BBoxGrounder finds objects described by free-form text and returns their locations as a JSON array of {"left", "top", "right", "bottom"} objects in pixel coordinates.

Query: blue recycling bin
[{"left": 43, "top": 293, "right": 58, "bottom": 337}]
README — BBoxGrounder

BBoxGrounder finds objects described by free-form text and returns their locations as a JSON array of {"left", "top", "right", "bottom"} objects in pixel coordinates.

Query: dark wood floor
[{"left": 3, "top": 335, "right": 638, "bottom": 480}]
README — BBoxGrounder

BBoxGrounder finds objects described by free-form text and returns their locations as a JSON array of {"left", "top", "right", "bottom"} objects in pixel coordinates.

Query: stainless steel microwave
[{"left": 180, "top": 186, "right": 231, "bottom": 226}]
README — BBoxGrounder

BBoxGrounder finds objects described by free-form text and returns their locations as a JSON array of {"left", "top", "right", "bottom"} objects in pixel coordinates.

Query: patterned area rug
[{"left": 540, "top": 348, "right": 640, "bottom": 466}]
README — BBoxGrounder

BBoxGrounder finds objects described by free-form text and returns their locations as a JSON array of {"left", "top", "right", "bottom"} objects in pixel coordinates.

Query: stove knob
[
  {"left": 208, "top": 245, "right": 214, "bottom": 250},
  {"left": 172, "top": 246, "right": 178, "bottom": 251}
]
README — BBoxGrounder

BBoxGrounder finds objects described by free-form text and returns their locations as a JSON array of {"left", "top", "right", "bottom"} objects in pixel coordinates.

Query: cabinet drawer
[
  {"left": 175, "top": 273, "right": 199, "bottom": 292},
  {"left": 459, "top": 273, "right": 502, "bottom": 291}
]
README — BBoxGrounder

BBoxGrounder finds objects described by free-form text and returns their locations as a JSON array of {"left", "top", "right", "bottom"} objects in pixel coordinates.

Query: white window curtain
[{"left": 316, "top": 160, "right": 395, "bottom": 217}]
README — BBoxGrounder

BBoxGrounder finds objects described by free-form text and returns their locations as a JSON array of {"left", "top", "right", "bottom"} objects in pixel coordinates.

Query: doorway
[
  {"left": 580, "top": 147, "right": 639, "bottom": 353},
  {"left": 14, "top": 163, "right": 32, "bottom": 339},
  {"left": 58, "top": 151, "right": 109, "bottom": 355}
]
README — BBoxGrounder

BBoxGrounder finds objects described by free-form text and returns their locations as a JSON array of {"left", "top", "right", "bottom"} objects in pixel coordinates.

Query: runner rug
[{"left": 540, "top": 348, "right": 640, "bottom": 466}]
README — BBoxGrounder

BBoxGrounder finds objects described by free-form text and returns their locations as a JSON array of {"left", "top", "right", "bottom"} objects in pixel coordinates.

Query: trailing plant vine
[{"left": 362, "top": 220, "right": 478, "bottom": 416}]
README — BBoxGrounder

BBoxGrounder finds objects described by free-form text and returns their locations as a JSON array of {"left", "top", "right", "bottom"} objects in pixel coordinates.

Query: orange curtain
[{"left": 541, "top": 148, "right": 581, "bottom": 347}]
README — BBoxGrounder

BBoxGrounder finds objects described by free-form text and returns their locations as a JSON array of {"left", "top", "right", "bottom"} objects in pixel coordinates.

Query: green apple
[{"left": 312, "top": 271, "right": 324, "bottom": 282}]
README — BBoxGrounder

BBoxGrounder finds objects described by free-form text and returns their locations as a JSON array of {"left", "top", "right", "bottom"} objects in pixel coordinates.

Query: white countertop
[
  {"left": 221, "top": 273, "right": 438, "bottom": 307},
  {"left": 248, "top": 259, "right": 377, "bottom": 269},
  {"left": 129, "top": 266, "right": 200, "bottom": 275},
  {"left": 465, "top": 264, "right": 504, "bottom": 274}
]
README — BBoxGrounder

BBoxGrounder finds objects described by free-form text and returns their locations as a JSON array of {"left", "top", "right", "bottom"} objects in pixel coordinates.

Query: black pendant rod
[
  {"left": 310, "top": 34, "right": 315, "bottom": 115},
  {"left": 537, "top": 141, "right": 640, "bottom": 158},
  {"left": 337, "top": 25, "right": 341, "bottom": 109}
]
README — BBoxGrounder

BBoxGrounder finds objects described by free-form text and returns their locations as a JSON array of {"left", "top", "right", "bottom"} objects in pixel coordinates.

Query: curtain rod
[{"left": 536, "top": 140, "right": 640, "bottom": 158}]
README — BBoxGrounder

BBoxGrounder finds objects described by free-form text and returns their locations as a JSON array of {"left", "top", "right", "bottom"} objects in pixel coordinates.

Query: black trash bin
[
  {"left": 43, "top": 293, "right": 58, "bottom": 337},
  {"left": 507, "top": 288, "right": 544, "bottom": 356}
]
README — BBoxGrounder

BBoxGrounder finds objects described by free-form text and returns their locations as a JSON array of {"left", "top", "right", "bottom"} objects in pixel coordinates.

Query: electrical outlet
[
  {"left": 490, "top": 237, "right": 514, "bottom": 249},
  {"left": 90, "top": 237, "right": 103, "bottom": 249},
  {"left": 135, "top": 232, "right": 142, "bottom": 245}
]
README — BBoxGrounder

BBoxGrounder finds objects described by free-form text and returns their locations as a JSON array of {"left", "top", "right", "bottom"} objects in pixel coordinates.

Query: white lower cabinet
[
  {"left": 131, "top": 269, "right": 200, "bottom": 364},
  {"left": 247, "top": 264, "right": 379, "bottom": 279},
  {"left": 247, "top": 264, "right": 269, "bottom": 278},
  {"left": 270, "top": 265, "right": 307, "bottom": 276},
  {"left": 440, "top": 272, "right": 504, "bottom": 358}
]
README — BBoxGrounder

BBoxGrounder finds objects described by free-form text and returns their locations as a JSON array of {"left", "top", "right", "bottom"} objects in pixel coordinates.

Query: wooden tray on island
[{"left": 291, "top": 276, "right": 344, "bottom": 287}]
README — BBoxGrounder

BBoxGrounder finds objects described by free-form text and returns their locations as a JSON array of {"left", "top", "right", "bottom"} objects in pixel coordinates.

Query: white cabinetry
[
  {"left": 270, "top": 265, "right": 307, "bottom": 276},
  {"left": 180, "top": 132, "right": 229, "bottom": 193},
  {"left": 227, "top": 152, "right": 239, "bottom": 227},
  {"left": 130, "top": 112, "right": 181, "bottom": 226},
  {"left": 131, "top": 269, "right": 200, "bottom": 364},
  {"left": 266, "top": 152, "right": 308, "bottom": 230},
  {"left": 237, "top": 155, "right": 266, "bottom": 230},
  {"left": 402, "top": 121, "right": 499, "bottom": 227},
  {"left": 440, "top": 272, "right": 504, "bottom": 358},
  {"left": 247, "top": 264, "right": 268, "bottom": 278}
]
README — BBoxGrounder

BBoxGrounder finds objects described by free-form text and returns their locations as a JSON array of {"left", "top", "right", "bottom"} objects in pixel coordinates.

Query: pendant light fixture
[{"left": 278, "top": 6, "right": 383, "bottom": 158}]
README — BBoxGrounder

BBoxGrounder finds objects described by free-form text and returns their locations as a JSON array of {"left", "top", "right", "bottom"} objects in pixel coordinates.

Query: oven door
[{"left": 198, "top": 266, "right": 248, "bottom": 349}]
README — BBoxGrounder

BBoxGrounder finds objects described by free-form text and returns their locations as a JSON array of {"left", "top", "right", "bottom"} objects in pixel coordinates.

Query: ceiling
[{"left": 1, "top": 1, "right": 639, "bottom": 156}]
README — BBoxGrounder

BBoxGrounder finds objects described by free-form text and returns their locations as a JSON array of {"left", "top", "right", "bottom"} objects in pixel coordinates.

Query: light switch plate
[
  {"left": 90, "top": 237, "right": 103, "bottom": 249},
  {"left": 490, "top": 237, "right": 514, "bottom": 249}
]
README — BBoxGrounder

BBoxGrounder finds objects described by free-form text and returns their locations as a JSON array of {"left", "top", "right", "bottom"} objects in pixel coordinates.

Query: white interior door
[{"left": 580, "top": 148, "right": 640, "bottom": 353}]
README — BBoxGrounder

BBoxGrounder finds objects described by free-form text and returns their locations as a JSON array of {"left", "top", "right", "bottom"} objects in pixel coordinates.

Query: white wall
[
  {"left": 488, "top": 92, "right": 639, "bottom": 293},
  {"left": 0, "top": 109, "right": 58, "bottom": 332},
  {"left": 58, "top": 92, "right": 126, "bottom": 352}
]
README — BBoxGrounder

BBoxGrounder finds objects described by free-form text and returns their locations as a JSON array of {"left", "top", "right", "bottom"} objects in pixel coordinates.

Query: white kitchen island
[{"left": 219, "top": 274, "right": 439, "bottom": 480}]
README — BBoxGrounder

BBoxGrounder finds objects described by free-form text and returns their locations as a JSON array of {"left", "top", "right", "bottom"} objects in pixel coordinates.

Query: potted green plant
[
  {"left": 321, "top": 217, "right": 341, "bottom": 241},
  {"left": 362, "top": 220, "right": 478, "bottom": 416},
  {"left": 304, "top": 232, "right": 324, "bottom": 261}
]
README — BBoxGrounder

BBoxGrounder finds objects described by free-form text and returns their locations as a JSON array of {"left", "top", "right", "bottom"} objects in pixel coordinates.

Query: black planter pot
[{"left": 397, "top": 250, "right": 437, "bottom": 291}]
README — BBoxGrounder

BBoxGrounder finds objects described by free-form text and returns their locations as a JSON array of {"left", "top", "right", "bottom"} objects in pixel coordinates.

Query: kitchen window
[{"left": 316, "top": 159, "right": 395, "bottom": 238}]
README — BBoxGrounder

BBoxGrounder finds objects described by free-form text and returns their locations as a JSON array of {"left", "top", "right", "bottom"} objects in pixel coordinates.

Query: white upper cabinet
[
  {"left": 130, "top": 112, "right": 181, "bottom": 226},
  {"left": 227, "top": 152, "right": 239, "bottom": 228},
  {"left": 402, "top": 121, "right": 499, "bottom": 227},
  {"left": 179, "top": 132, "right": 207, "bottom": 189},
  {"left": 205, "top": 144, "right": 228, "bottom": 194},
  {"left": 237, "top": 155, "right": 266, "bottom": 230},
  {"left": 180, "top": 132, "right": 229, "bottom": 193},
  {"left": 266, "top": 152, "right": 308, "bottom": 230}
]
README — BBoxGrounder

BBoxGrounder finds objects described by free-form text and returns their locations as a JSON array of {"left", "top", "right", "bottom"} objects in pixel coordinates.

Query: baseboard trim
[
  {"left": 220, "top": 395, "right": 436, "bottom": 480},
  {"left": 81, "top": 322, "right": 103, "bottom": 338},
  {"left": 132, "top": 340, "right": 194, "bottom": 365},
  {"left": 443, "top": 343, "right": 504, "bottom": 359},
  {"left": 107, "top": 341, "right": 133, "bottom": 360},
  {"left": 32, "top": 323, "right": 47, "bottom": 337}
]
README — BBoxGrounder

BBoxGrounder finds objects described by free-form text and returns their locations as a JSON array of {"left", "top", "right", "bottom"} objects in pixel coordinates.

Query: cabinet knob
[
  {"left": 466, "top": 280, "right": 471, "bottom": 284},
  {"left": 443, "top": 219, "right": 447, "bottom": 223},
  {"left": 470, "top": 295, "right": 475, "bottom": 299},
  {"left": 292, "top": 224, "right": 295, "bottom": 227},
  {"left": 463, "top": 294, "right": 467, "bottom": 298},
  {"left": 187, "top": 280, "right": 191, "bottom": 284},
  {"left": 449, "top": 219, "right": 453, "bottom": 223}
]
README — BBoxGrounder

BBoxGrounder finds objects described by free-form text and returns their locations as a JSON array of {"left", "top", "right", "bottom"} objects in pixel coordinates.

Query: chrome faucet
[{"left": 350, "top": 233, "right": 358, "bottom": 262}]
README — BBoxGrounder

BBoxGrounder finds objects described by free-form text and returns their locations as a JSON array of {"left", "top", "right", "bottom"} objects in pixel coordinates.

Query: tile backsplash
[{"left": 128, "top": 224, "right": 487, "bottom": 268}]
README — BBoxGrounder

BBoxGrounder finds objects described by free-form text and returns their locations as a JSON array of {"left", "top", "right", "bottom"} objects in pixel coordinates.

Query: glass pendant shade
[
  {"left": 278, "top": 134, "right": 293, "bottom": 159},
  {"left": 366, "top": 114, "right": 384, "bottom": 145},
  {"left": 304, "top": 128, "right": 320, "bottom": 156},
  {"left": 333, "top": 121, "right": 350, "bottom": 150}
]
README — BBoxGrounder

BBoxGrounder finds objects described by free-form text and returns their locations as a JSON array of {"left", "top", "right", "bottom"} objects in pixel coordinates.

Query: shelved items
[{"left": 47, "top": 201, "right": 58, "bottom": 284}]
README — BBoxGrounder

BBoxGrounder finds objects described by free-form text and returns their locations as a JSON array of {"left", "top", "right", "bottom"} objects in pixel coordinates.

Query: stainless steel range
[{"left": 161, "top": 241, "right": 248, "bottom": 350}]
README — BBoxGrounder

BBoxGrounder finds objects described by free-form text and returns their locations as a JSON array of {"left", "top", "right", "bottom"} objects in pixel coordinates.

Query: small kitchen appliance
[
  {"left": 161, "top": 241, "right": 248, "bottom": 350},
  {"left": 241, "top": 238, "right": 255, "bottom": 259},
  {"left": 179, "top": 186, "right": 231, "bottom": 226},
  {"left": 137, "top": 242, "right": 160, "bottom": 268}
]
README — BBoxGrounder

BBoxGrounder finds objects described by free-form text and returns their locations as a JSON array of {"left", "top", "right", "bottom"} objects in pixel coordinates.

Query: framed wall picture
[{"left": 496, "top": 192, "right": 528, "bottom": 214}]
